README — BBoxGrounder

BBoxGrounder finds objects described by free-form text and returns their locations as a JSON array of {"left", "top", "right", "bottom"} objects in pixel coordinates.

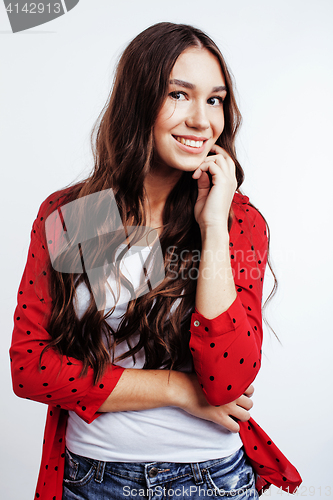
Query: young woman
[{"left": 10, "top": 22, "right": 302, "bottom": 500}]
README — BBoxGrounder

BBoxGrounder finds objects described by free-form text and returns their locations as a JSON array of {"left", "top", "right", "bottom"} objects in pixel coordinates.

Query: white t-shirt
[{"left": 66, "top": 243, "right": 242, "bottom": 462}]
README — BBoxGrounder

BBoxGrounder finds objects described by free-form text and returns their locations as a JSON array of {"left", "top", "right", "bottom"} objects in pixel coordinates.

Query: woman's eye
[
  {"left": 207, "top": 96, "right": 224, "bottom": 106},
  {"left": 169, "top": 91, "right": 186, "bottom": 101}
]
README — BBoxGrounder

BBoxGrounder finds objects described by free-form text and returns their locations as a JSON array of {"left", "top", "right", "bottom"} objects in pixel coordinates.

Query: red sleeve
[
  {"left": 189, "top": 200, "right": 268, "bottom": 406},
  {"left": 9, "top": 195, "right": 125, "bottom": 424}
]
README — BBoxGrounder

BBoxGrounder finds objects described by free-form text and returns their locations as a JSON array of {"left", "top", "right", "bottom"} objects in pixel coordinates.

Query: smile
[{"left": 174, "top": 136, "right": 204, "bottom": 148}]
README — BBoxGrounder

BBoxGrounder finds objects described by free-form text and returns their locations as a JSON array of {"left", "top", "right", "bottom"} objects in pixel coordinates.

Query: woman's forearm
[
  {"left": 98, "top": 368, "right": 253, "bottom": 433},
  {"left": 98, "top": 368, "right": 183, "bottom": 412},
  {"left": 195, "top": 227, "right": 237, "bottom": 319}
]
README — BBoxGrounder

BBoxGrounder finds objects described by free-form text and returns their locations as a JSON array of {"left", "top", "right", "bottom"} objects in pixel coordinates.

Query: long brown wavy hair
[{"left": 40, "top": 22, "right": 278, "bottom": 383}]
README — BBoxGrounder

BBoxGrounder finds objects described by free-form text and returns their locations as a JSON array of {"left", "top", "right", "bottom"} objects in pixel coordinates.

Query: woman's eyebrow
[{"left": 169, "top": 79, "right": 227, "bottom": 93}]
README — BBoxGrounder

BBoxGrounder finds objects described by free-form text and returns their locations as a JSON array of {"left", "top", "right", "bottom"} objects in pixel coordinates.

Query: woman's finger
[
  {"left": 221, "top": 407, "right": 250, "bottom": 427},
  {"left": 209, "top": 144, "right": 232, "bottom": 162},
  {"left": 192, "top": 160, "right": 223, "bottom": 180},
  {"left": 209, "top": 143, "right": 225, "bottom": 156},
  {"left": 223, "top": 416, "right": 240, "bottom": 433},
  {"left": 232, "top": 406, "right": 251, "bottom": 422},
  {"left": 244, "top": 384, "right": 255, "bottom": 397},
  {"left": 200, "top": 152, "right": 235, "bottom": 177},
  {"left": 235, "top": 394, "right": 254, "bottom": 411}
]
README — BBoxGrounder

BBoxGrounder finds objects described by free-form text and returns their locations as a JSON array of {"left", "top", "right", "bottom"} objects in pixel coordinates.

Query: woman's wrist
[
  {"left": 167, "top": 371, "right": 199, "bottom": 409},
  {"left": 199, "top": 224, "right": 229, "bottom": 243},
  {"left": 195, "top": 224, "right": 236, "bottom": 319}
]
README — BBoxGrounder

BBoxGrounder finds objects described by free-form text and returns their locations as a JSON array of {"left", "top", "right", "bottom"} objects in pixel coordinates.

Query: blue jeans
[{"left": 63, "top": 446, "right": 259, "bottom": 499}]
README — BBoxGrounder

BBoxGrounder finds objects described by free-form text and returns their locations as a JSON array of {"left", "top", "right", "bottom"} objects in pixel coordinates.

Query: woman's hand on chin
[{"left": 192, "top": 144, "right": 237, "bottom": 233}]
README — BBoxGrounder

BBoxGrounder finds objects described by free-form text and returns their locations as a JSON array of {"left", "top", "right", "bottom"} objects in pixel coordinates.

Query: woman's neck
[
  {"left": 144, "top": 165, "right": 182, "bottom": 209},
  {"left": 143, "top": 163, "right": 183, "bottom": 234}
]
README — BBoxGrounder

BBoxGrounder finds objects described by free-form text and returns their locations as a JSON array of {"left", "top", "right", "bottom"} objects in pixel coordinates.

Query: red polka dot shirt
[{"left": 10, "top": 190, "right": 302, "bottom": 499}]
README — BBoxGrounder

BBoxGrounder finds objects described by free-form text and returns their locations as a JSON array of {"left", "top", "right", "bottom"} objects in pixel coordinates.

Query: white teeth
[{"left": 175, "top": 136, "right": 204, "bottom": 148}]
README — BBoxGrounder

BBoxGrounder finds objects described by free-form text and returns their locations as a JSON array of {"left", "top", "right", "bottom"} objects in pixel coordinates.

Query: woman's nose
[{"left": 185, "top": 101, "right": 210, "bottom": 131}]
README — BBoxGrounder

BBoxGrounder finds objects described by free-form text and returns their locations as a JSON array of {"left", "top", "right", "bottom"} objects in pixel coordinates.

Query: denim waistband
[{"left": 66, "top": 446, "right": 245, "bottom": 486}]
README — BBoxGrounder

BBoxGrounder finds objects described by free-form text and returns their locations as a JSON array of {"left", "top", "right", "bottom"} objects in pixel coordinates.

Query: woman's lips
[{"left": 172, "top": 135, "right": 207, "bottom": 154}]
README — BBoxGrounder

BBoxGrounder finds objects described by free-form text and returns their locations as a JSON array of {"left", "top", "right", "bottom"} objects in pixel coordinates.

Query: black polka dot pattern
[
  {"left": 10, "top": 193, "right": 300, "bottom": 496},
  {"left": 188, "top": 201, "right": 268, "bottom": 415}
]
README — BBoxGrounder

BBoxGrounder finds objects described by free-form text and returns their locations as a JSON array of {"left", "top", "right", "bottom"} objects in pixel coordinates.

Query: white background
[{"left": 1, "top": 1, "right": 333, "bottom": 498}]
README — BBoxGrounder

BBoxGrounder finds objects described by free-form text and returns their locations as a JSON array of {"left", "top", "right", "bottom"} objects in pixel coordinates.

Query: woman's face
[{"left": 153, "top": 47, "right": 227, "bottom": 173}]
